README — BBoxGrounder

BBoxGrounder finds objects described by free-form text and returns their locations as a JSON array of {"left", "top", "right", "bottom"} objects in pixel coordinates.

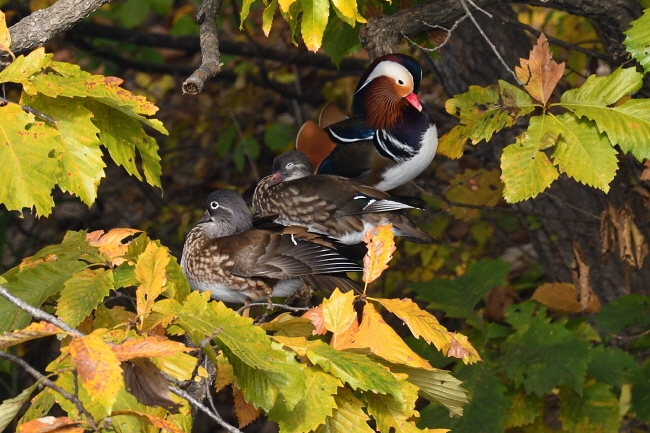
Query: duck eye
[
  {"left": 210, "top": 201, "right": 219, "bottom": 210},
  {"left": 397, "top": 79, "right": 405, "bottom": 85},
  {"left": 286, "top": 162, "right": 294, "bottom": 170}
]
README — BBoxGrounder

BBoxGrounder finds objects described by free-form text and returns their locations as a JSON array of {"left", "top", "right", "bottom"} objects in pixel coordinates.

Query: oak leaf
[
  {"left": 515, "top": 33, "right": 565, "bottom": 105},
  {"left": 362, "top": 224, "right": 396, "bottom": 286}
]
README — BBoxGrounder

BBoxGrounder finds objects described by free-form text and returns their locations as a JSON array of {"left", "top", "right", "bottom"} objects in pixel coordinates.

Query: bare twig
[
  {"left": 236, "top": 302, "right": 311, "bottom": 315},
  {"left": 0, "top": 352, "right": 98, "bottom": 431},
  {"left": 402, "top": 16, "right": 469, "bottom": 52},
  {"left": 0, "top": 96, "right": 57, "bottom": 125},
  {"left": 169, "top": 386, "right": 243, "bottom": 433},
  {"left": 0, "top": 285, "right": 83, "bottom": 337},
  {"left": 182, "top": 0, "right": 223, "bottom": 94}
]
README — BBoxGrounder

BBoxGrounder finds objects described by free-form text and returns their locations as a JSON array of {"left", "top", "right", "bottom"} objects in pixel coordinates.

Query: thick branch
[
  {"left": 6, "top": 0, "right": 116, "bottom": 55},
  {"left": 182, "top": 0, "right": 223, "bottom": 95}
]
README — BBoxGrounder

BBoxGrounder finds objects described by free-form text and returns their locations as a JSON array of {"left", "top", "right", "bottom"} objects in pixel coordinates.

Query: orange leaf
[
  {"left": 17, "top": 416, "right": 83, "bottom": 433},
  {"left": 302, "top": 306, "right": 327, "bottom": 335},
  {"left": 322, "top": 288, "right": 357, "bottom": 347},
  {"left": 86, "top": 228, "right": 142, "bottom": 267},
  {"left": 0, "top": 321, "right": 65, "bottom": 350},
  {"left": 448, "top": 333, "right": 481, "bottom": 364},
  {"left": 69, "top": 333, "right": 123, "bottom": 414},
  {"left": 111, "top": 410, "right": 185, "bottom": 433},
  {"left": 370, "top": 298, "right": 452, "bottom": 353},
  {"left": 362, "top": 224, "right": 396, "bottom": 286},
  {"left": 112, "top": 335, "right": 190, "bottom": 361},
  {"left": 331, "top": 317, "right": 359, "bottom": 350},
  {"left": 233, "top": 386, "right": 261, "bottom": 428},
  {"left": 532, "top": 282, "right": 600, "bottom": 314},
  {"left": 347, "top": 303, "right": 433, "bottom": 370},
  {"left": 514, "top": 33, "right": 565, "bottom": 105}
]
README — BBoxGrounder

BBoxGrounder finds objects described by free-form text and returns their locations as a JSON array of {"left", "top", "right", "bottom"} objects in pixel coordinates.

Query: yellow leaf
[
  {"left": 0, "top": 11, "right": 14, "bottom": 60},
  {"left": 370, "top": 298, "right": 452, "bottom": 353},
  {"left": 111, "top": 410, "right": 185, "bottom": 433},
  {"left": 447, "top": 333, "right": 481, "bottom": 364},
  {"left": 514, "top": 33, "right": 565, "bottom": 105},
  {"left": 69, "top": 333, "right": 123, "bottom": 414},
  {"left": 17, "top": 416, "right": 83, "bottom": 433},
  {"left": 302, "top": 305, "right": 328, "bottom": 335},
  {"left": 322, "top": 288, "right": 357, "bottom": 347},
  {"left": 0, "top": 321, "right": 66, "bottom": 350},
  {"left": 86, "top": 228, "right": 142, "bottom": 267},
  {"left": 135, "top": 242, "right": 170, "bottom": 328},
  {"left": 347, "top": 303, "right": 433, "bottom": 370},
  {"left": 112, "top": 335, "right": 190, "bottom": 361},
  {"left": 362, "top": 224, "right": 396, "bottom": 287},
  {"left": 215, "top": 354, "right": 234, "bottom": 392},
  {"left": 234, "top": 386, "right": 261, "bottom": 428},
  {"left": 301, "top": 0, "right": 329, "bottom": 52},
  {"left": 331, "top": 0, "right": 366, "bottom": 24},
  {"left": 332, "top": 317, "right": 359, "bottom": 350},
  {"left": 278, "top": 0, "right": 297, "bottom": 13},
  {"left": 532, "top": 282, "right": 600, "bottom": 314}
]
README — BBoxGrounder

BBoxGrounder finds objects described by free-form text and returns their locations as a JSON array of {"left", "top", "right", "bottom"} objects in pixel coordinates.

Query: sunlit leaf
[
  {"left": 233, "top": 386, "right": 261, "bottom": 428},
  {"left": 0, "top": 49, "right": 50, "bottom": 83},
  {"left": 515, "top": 33, "right": 565, "bottom": 105},
  {"left": 623, "top": 8, "right": 650, "bottom": 73},
  {"left": 111, "top": 410, "right": 185, "bottom": 433},
  {"left": 362, "top": 225, "right": 396, "bottom": 286},
  {"left": 258, "top": 312, "right": 315, "bottom": 337},
  {"left": 135, "top": 242, "right": 170, "bottom": 327},
  {"left": 18, "top": 388, "right": 56, "bottom": 425},
  {"left": 16, "top": 416, "right": 83, "bottom": 433},
  {"left": 112, "top": 336, "right": 190, "bottom": 361},
  {"left": 56, "top": 268, "right": 114, "bottom": 329},
  {"left": 301, "top": 0, "right": 329, "bottom": 51},
  {"left": 0, "top": 10, "right": 12, "bottom": 58},
  {"left": 364, "top": 378, "right": 419, "bottom": 433},
  {"left": 331, "top": 0, "right": 365, "bottom": 25},
  {"left": 262, "top": 0, "right": 278, "bottom": 36},
  {"left": 322, "top": 288, "right": 357, "bottom": 346},
  {"left": 314, "top": 388, "right": 374, "bottom": 433},
  {"left": 302, "top": 305, "right": 328, "bottom": 335},
  {"left": 86, "top": 228, "right": 142, "bottom": 268},
  {"left": 0, "top": 321, "right": 64, "bottom": 350}
]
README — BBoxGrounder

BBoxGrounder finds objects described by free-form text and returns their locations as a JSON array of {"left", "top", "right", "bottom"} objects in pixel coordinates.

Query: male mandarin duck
[
  {"left": 252, "top": 151, "right": 435, "bottom": 245},
  {"left": 181, "top": 189, "right": 362, "bottom": 304},
  {"left": 296, "top": 53, "right": 438, "bottom": 191}
]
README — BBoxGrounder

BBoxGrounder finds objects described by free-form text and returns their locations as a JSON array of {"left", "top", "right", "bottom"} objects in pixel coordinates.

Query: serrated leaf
[
  {"left": 152, "top": 352, "right": 202, "bottom": 382},
  {"left": 0, "top": 49, "right": 50, "bottom": 84},
  {"left": 362, "top": 225, "right": 396, "bottom": 286},
  {"left": 322, "top": 15, "right": 361, "bottom": 67},
  {"left": 315, "top": 388, "right": 374, "bottom": 433},
  {"left": 501, "top": 114, "right": 560, "bottom": 202},
  {"left": 86, "top": 228, "right": 143, "bottom": 268},
  {"left": 504, "top": 390, "right": 542, "bottom": 429},
  {"left": 623, "top": 8, "right": 650, "bottom": 73},
  {"left": 301, "top": 0, "right": 329, "bottom": 51},
  {"left": 19, "top": 389, "right": 56, "bottom": 425},
  {"left": 215, "top": 354, "right": 235, "bottom": 392},
  {"left": 0, "top": 260, "right": 89, "bottom": 332},
  {"left": 346, "top": 303, "right": 433, "bottom": 370},
  {"left": 587, "top": 346, "right": 642, "bottom": 387},
  {"left": 153, "top": 292, "right": 306, "bottom": 412},
  {"left": 112, "top": 336, "right": 190, "bottom": 361},
  {"left": 412, "top": 260, "right": 509, "bottom": 328},
  {"left": 56, "top": 268, "right": 114, "bottom": 328},
  {"left": 501, "top": 303, "right": 590, "bottom": 395},
  {"left": 446, "top": 169, "right": 504, "bottom": 220},
  {"left": 0, "top": 382, "right": 39, "bottom": 431},
  {"left": 268, "top": 368, "right": 338, "bottom": 433},
  {"left": 135, "top": 242, "right": 170, "bottom": 327},
  {"left": 595, "top": 294, "right": 650, "bottom": 334},
  {"left": 365, "top": 378, "right": 419, "bottom": 433},
  {"left": 274, "top": 336, "right": 403, "bottom": 400},
  {"left": 560, "top": 67, "right": 642, "bottom": 107},
  {"left": 440, "top": 80, "right": 535, "bottom": 158},
  {"left": 233, "top": 386, "right": 261, "bottom": 428},
  {"left": 262, "top": 0, "right": 278, "bottom": 36},
  {"left": 558, "top": 382, "right": 619, "bottom": 433},
  {"left": 111, "top": 410, "right": 185, "bottom": 433},
  {"left": 515, "top": 33, "right": 565, "bottom": 104},
  {"left": 322, "top": 288, "right": 357, "bottom": 346},
  {"left": 21, "top": 94, "right": 106, "bottom": 206},
  {"left": 70, "top": 333, "right": 123, "bottom": 414},
  {"left": 0, "top": 322, "right": 65, "bottom": 350},
  {"left": 0, "top": 104, "right": 59, "bottom": 215},
  {"left": 302, "top": 305, "right": 328, "bottom": 335},
  {"left": 549, "top": 113, "right": 618, "bottom": 191}
]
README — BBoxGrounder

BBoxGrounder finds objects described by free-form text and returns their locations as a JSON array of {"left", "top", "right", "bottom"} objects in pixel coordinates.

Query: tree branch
[
  {"left": 5, "top": 0, "right": 117, "bottom": 56},
  {"left": 183, "top": 0, "right": 223, "bottom": 94},
  {"left": 169, "top": 386, "right": 243, "bottom": 433}
]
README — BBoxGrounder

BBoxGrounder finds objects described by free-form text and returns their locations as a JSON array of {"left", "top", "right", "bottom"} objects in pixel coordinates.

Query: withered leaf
[
  {"left": 571, "top": 242, "right": 601, "bottom": 313},
  {"left": 515, "top": 33, "right": 565, "bottom": 105},
  {"left": 532, "top": 282, "right": 600, "bottom": 314},
  {"left": 600, "top": 204, "right": 648, "bottom": 268},
  {"left": 233, "top": 386, "right": 261, "bottom": 428},
  {"left": 122, "top": 358, "right": 181, "bottom": 413}
]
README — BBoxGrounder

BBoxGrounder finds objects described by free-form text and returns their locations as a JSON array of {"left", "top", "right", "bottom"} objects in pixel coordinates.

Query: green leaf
[
  {"left": 387, "top": 364, "right": 468, "bottom": 417},
  {"left": 264, "top": 123, "right": 295, "bottom": 152},
  {"left": 0, "top": 260, "right": 89, "bottom": 331},
  {"left": 216, "top": 125, "right": 236, "bottom": 157},
  {"left": 119, "top": 0, "right": 150, "bottom": 28},
  {"left": 364, "top": 379, "right": 419, "bottom": 433},
  {"left": 595, "top": 294, "right": 650, "bottom": 334},
  {"left": 56, "top": 268, "right": 114, "bottom": 328},
  {"left": 500, "top": 303, "right": 590, "bottom": 395},
  {"left": 587, "top": 346, "right": 642, "bottom": 387},
  {"left": 501, "top": 115, "right": 560, "bottom": 203},
  {"left": 439, "top": 80, "right": 536, "bottom": 158},
  {"left": 446, "top": 169, "right": 504, "bottom": 219},
  {"left": 301, "top": 0, "right": 330, "bottom": 51},
  {"left": 240, "top": 0, "right": 256, "bottom": 28},
  {"left": 632, "top": 360, "right": 650, "bottom": 422},
  {"left": 153, "top": 292, "right": 306, "bottom": 412},
  {"left": 0, "top": 48, "right": 51, "bottom": 84},
  {"left": 262, "top": 0, "right": 278, "bottom": 36},
  {"left": 419, "top": 363, "right": 510, "bottom": 433},
  {"left": 149, "top": 0, "right": 174, "bottom": 15},
  {"left": 558, "top": 382, "right": 619, "bottom": 433},
  {"left": 21, "top": 94, "right": 106, "bottom": 206},
  {"left": 411, "top": 260, "right": 509, "bottom": 327},
  {"left": 504, "top": 390, "right": 542, "bottom": 429},
  {"left": 18, "top": 388, "right": 56, "bottom": 424},
  {"left": 0, "top": 104, "right": 59, "bottom": 216},
  {"left": 268, "top": 368, "right": 338, "bottom": 433},
  {"left": 322, "top": 15, "right": 361, "bottom": 68},
  {"left": 623, "top": 8, "right": 650, "bottom": 73},
  {"left": 548, "top": 113, "right": 618, "bottom": 192},
  {"left": 315, "top": 388, "right": 374, "bottom": 433},
  {"left": 0, "top": 382, "right": 39, "bottom": 431},
  {"left": 560, "top": 67, "right": 642, "bottom": 106}
]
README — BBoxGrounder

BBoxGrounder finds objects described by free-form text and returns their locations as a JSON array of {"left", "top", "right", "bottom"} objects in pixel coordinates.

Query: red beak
[
  {"left": 266, "top": 172, "right": 284, "bottom": 187},
  {"left": 405, "top": 92, "right": 423, "bottom": 112}
]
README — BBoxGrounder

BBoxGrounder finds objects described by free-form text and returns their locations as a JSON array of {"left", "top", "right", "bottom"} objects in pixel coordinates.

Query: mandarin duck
[
  {"left": 181, "top": 189, "right": 362, "bottom": 304},
  {"left": 296, "top": 53, "right": 438, "bottom": 191},
  {"left": 253, "top": 151, "right": 435, "bottom": 245}
]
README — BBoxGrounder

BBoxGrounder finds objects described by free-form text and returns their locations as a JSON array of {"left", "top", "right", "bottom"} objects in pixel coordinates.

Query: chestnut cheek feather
[{"left": 364, "top": 78, "right": 402, "bottom": 130}]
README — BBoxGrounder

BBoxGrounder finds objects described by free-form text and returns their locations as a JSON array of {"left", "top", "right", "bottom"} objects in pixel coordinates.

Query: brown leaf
[
  {"left": 640, "top": 161, "right": 650, "bottom": 181},
  {"left": 17, "top": 417, "right": 83, "bottom": 433},
  {"left": 86, "top": 228, "right": 142, "bottom": 267},
  {"left": 514, "top": 33, "right": 565, "bottom": 105},
  {"left": 571, "top": 243, "right": 601, "bottom": 313},
  {"left": 122, "top": 358, "right": 181, "bottom": 413},
  {"left": 601, "top": 204, "right": 648, "bottom": 268},
  {"left": 532, "top": 282, "right": 600, "bottom": 314},
  {"left": 362, "top": 224, "right": 396, "bottom": 286},
  {"left": 632, "top": 185, "right": 650, "bottom": 209},
  {"left": 484, "top": 286, "right": 521, "bottom": 322},
  {"left": 233, "top": 386, "right": 261, "bottom": 428},
  {"left": 447, "top": 332, "right": 481, "bottom": 364},
  {"left": 302, "top": 305, "right": 328, "bottom": 335}
]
